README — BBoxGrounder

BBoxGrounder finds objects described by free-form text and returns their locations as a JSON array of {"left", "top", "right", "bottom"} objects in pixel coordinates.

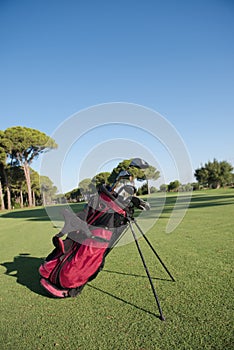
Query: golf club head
[
  {"left": 123, "top": 184, "right": 137, "bottom": 195},
  {"left": 116, "top": 170, "right": 131, "bottom": 180},
  {"left": 117, "top": 184, "right": 136, "bottom": 195},
  {"left": 131, "top": 197, "right": 151, "bottom": 210},
  {"left": 129, "top": 158, "right": 149, "bottom": 169}
]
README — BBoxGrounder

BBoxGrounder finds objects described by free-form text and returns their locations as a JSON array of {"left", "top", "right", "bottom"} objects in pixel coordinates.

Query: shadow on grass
[
  {"left": 1, "top": 254, "right": 48, "bottom": 297},
  {"left": 1, "top": 255, "right": 165, "bottom": 317},
  {"left": 135, "top": 193, "right": 234, "bottom": 220},
  {"left": 87, "top": 284, "right": 161, "bottom": 319},
  {"left": 1, "top": 208, "right": 50, "bottom": 220},
  {"left": 157, "top": 194, "right": 234, "bottom": 210},
  {"left": 0, "top": 193, "right": 233, "bottom": 222},
  {"left": 188, "top": 194, "right": 234, "bottom": 208},
  {"left": 0, "top": 203, "right": 85, "bottom": 221},
  {"left": 102, "top": 269, "right": 173, "bottom": 282}
]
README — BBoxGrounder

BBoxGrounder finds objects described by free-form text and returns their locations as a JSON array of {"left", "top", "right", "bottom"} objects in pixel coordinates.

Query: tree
[
  {"left": 40, "top": 175, "right": 57, "bottom": 205},
  {"left": 194, "top": 159, "right": 233, "bottom": 189},
  {"left": 231, "top": 173, "right": 234, "bottom": 186},
  {"left": 5, "top": 127, "right": 57, "bottom": 207},
  {"left": 160, "top": 184, "right": 168, "bottom": 192},
  {"left": 191, "top": 182, "right": 199, "bottom": 191},
  {"left": 30, "top": 169, "right": 41, "bottom": 206},
  {"left": 137, "top": 183, "right": 148, "bottom": 195},
  {"left": 0, "top": 149, "right": 5, "bottom": 210},
  {"left": 194, "top": 167, "right": 209, "bottom": 188},
  {"left": 78, "top": 178, "right": 94, "bottom": 199},
  {"left": 108, "top": 159, "right": 146, "bottom": 185},
  {"left": 178, "top": 183, "right": 193, "bottom": 192},
  {"left": 144, "top": 166, "right": 160, "bottom": 194},
  {"left": 91, "top": 172, "right": 110, "bottom": 190},
  {"left": 168, "top": 180, "right": 180, "bottom": 192},
  {"left": 0, "top": 174, "right": 4, "bottom": 210},
  {"left": 65, "top": 188, "right": 82, "bottom": 202},
  {"left": 0, "top": 130, "right": 13, "bottom": 210},
  {"left": 9, "top": 166, "right": 26, "bottom": 208}
]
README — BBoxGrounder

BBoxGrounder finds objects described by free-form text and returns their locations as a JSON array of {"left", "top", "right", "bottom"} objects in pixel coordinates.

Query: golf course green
[{"left": 0, "top": 189, "right": 233, "bottom": 349}]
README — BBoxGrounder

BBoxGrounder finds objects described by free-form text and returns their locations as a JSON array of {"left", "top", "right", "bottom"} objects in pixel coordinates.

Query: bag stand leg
[
  {"left": 133, "top": 219, "right": 175, "bottom": 282},
  {"left": 128, "top": 219, "right": 175, "bottom": 321}
]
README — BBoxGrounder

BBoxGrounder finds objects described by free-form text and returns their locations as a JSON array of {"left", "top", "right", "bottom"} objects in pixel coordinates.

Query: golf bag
[{"left": 39, "top": 185, "right": 148, "bottom": 298}]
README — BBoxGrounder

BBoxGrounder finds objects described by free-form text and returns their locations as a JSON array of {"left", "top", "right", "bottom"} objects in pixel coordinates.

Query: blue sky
[{"left": 0, "top": 0, "right": 233, "bottom": 192}]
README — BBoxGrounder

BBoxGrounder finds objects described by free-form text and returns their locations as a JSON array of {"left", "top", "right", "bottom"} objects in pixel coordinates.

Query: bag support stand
[
  {"left": 128, "top": 218, "right": 175, "bottom": 321},
  {"left": 58, "top": 207, "right": 175, "bottom": 321}
]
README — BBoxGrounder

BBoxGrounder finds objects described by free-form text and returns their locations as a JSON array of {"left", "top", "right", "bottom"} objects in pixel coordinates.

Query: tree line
[
  {"left": 65, "top": 158, "right": 234, "bottom": 202},
  {"left": 1, "top": 126, "right": 233, "bottom": 210},
  {"left": 0, "top": 127, "right": 57, "bottom": 210},
  {"left": 65, "top": 159, "right": 160, "bottom": 201}
]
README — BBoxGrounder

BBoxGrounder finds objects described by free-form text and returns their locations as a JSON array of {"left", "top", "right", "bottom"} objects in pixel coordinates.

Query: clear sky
[{"left": 0, "top": 0, "right": 233, "bottom": 192}]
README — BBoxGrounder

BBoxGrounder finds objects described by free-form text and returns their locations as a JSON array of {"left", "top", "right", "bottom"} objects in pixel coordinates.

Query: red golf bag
[{"left": 39, "top": 186, "right": 137, "bottom": 298}]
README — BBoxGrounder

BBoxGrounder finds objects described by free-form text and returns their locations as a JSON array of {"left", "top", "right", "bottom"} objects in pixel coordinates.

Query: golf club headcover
[{"left": 131, "top": 197, "right": 150, "bottom": 210}]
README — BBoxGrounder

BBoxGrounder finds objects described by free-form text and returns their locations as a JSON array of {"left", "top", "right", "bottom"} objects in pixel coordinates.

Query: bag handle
[{"left": 56, "top": 209, "right": 93, "bottom": 238}]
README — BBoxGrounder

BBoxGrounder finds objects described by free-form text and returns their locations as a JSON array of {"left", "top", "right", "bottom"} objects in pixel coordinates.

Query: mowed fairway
[{"left": 0, "top": 189, "right": 233, "bottom": 350}]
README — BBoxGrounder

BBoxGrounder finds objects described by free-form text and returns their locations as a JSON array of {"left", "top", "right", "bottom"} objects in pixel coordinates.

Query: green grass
[{"left": 0, "top": 189, "right": 233, "bottom": 349}]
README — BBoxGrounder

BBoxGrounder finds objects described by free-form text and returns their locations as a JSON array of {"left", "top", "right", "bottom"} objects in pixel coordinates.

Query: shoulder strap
[
  {"left": 56, "top": 209, "right": 92, "bottom": 238},
  {"left": 56, "top": 208, "right": 111, "bottom": 244}
]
